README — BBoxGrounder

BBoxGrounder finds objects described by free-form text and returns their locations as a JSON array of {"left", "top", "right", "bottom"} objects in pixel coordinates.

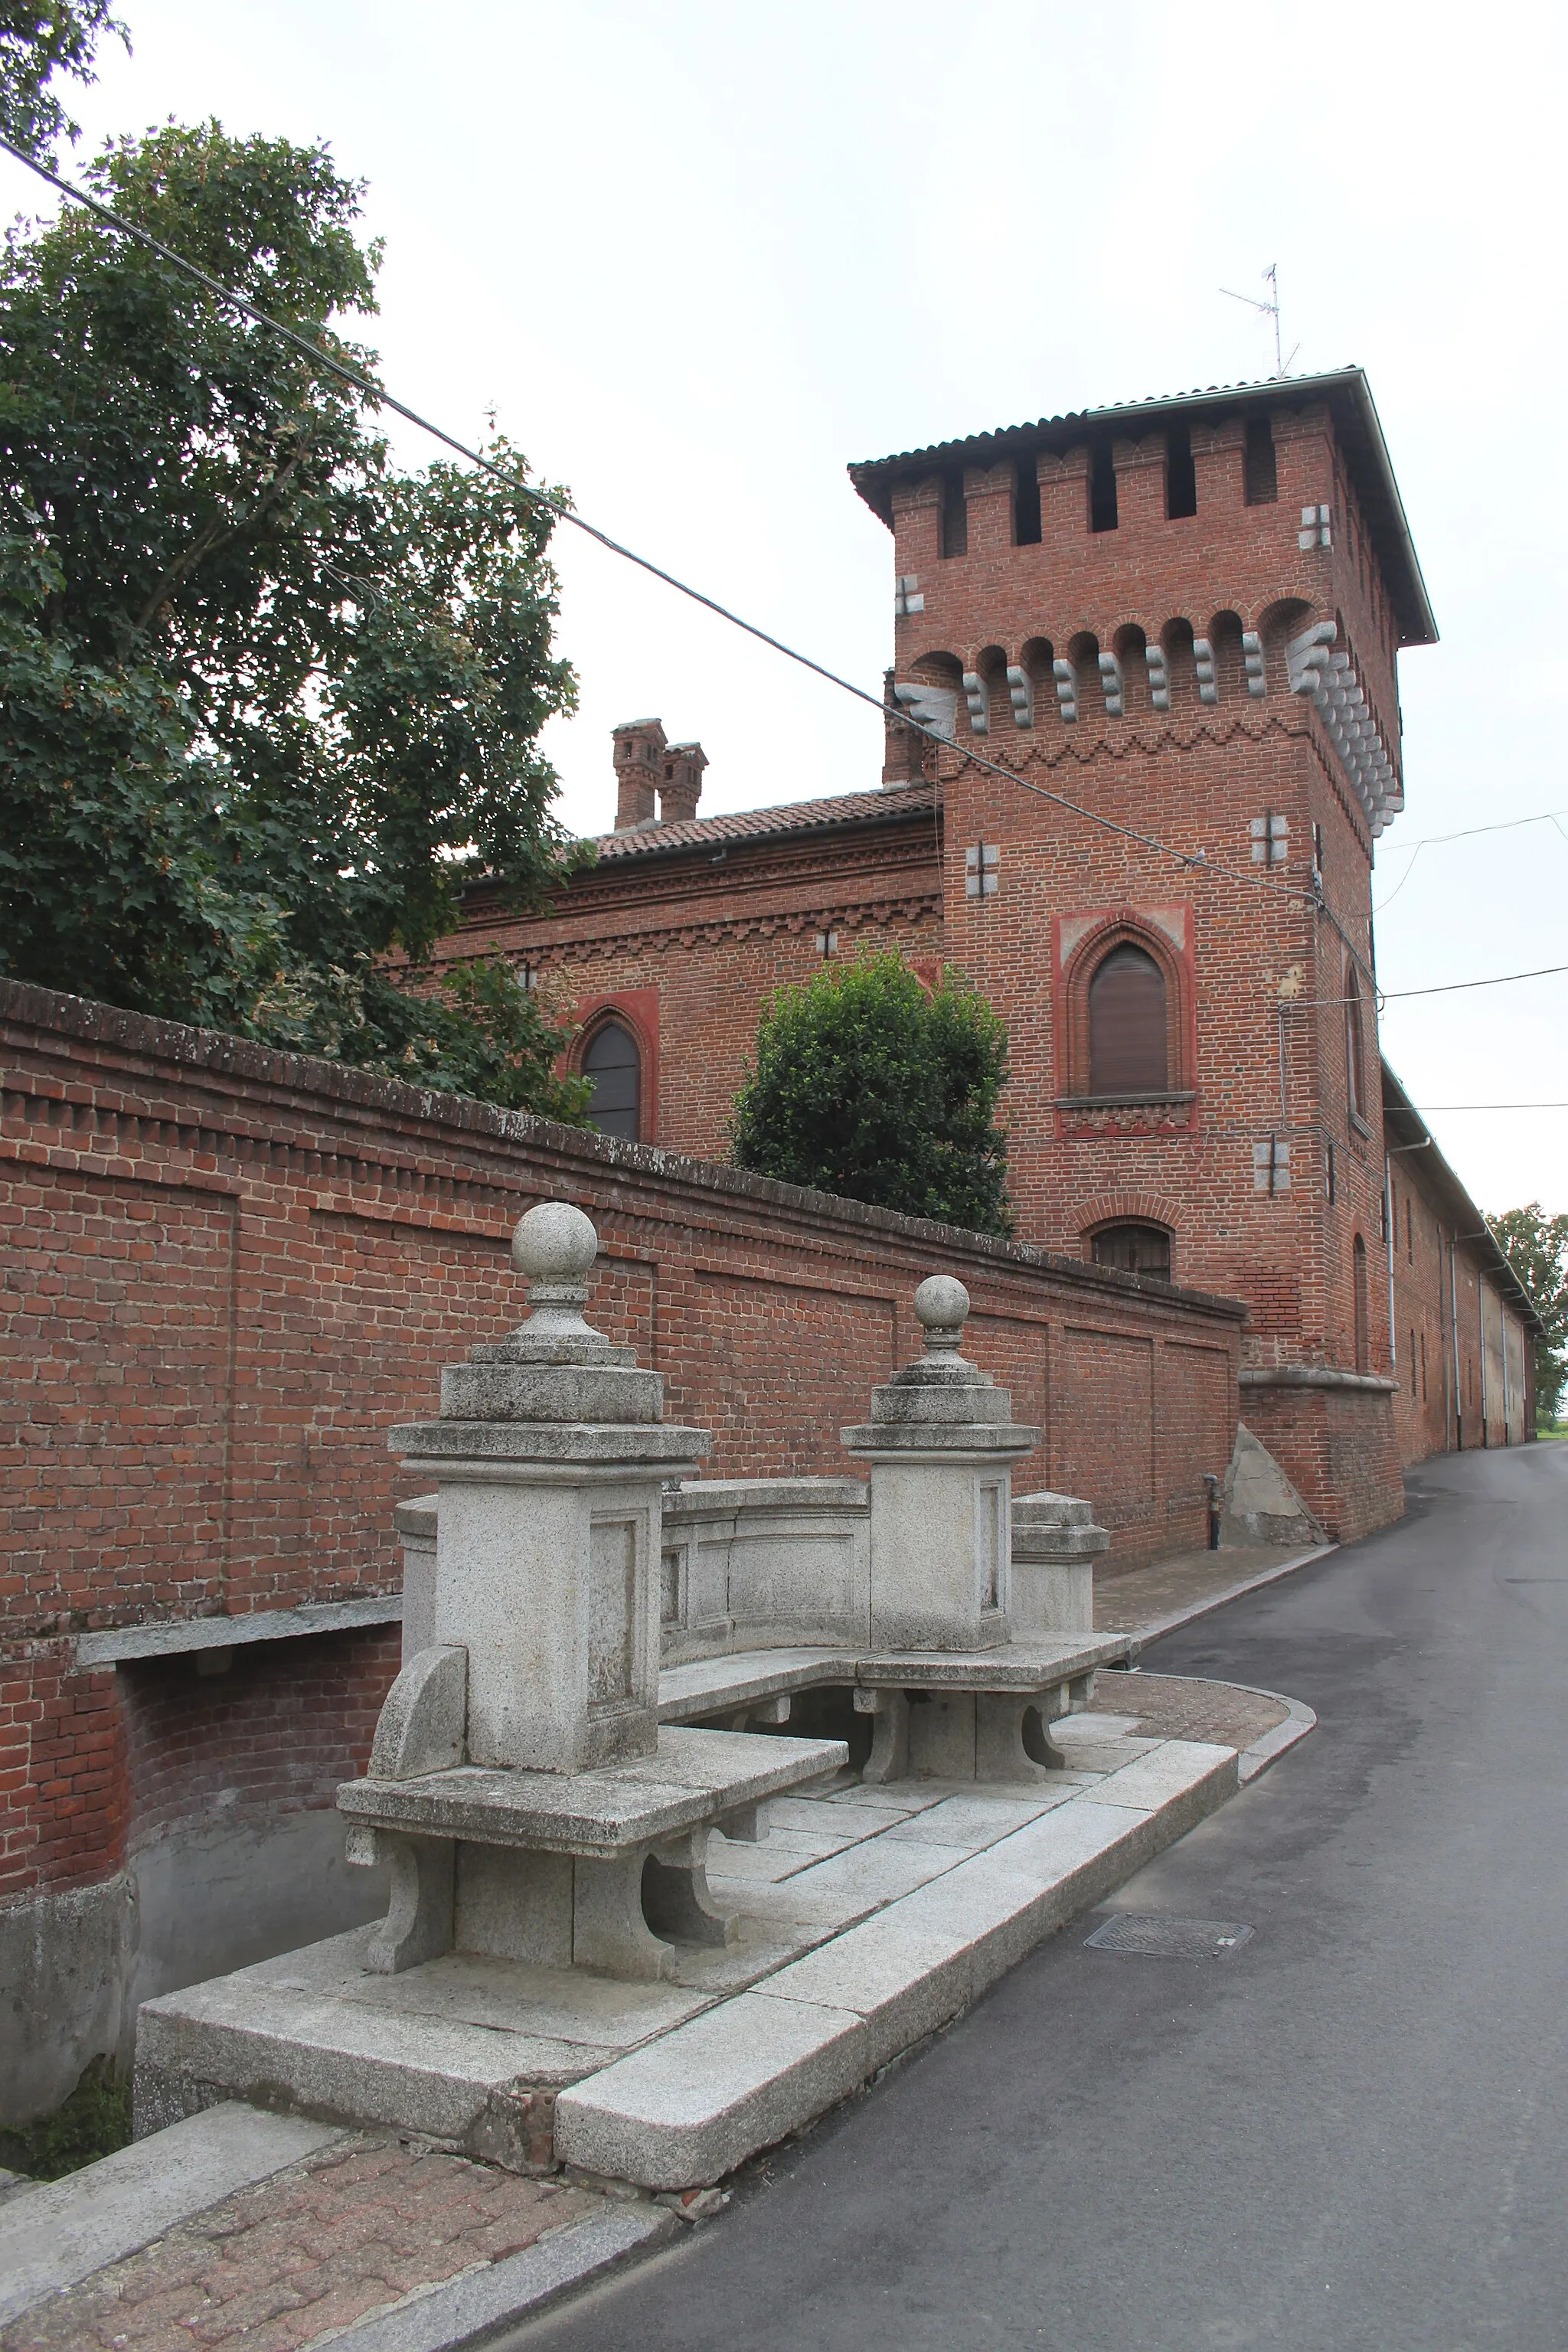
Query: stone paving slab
[
  {"left": 554, "top": 1992, "right": 871, "bottom": 2190},
  {"left": 0, "top": 2132, "right": 605, "bottom": 2352}
]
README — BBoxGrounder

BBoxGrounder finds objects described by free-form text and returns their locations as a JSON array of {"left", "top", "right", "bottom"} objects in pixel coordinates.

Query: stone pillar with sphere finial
[
  {"left": 841, "top": 1274, "right": 1039, "bottom": 1654},
  {"left": 337, "top": 1200, "right": 845, "bottom": 1982}
]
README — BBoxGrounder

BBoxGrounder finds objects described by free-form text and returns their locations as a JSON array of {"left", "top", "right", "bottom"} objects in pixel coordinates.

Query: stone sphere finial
[
  {"left": 512, "top": 1200, "right": 598, "bottom": 1289},
  {"left": 914, "top": 1274, "right": 969, "bottom": 1355}
]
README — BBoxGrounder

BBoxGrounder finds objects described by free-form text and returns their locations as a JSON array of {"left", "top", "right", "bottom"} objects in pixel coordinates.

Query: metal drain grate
[{"left": 1085, "top": 1914, "right": 1253, "bottom": 1960}]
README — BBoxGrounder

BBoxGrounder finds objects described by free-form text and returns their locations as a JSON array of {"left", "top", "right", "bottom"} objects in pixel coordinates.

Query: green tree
[
  {"left": 0, "top": 2, "right": 123, "bottom": 162},
  {"left": 1, "top": 83, "right": 593, "bottom": 1116},
  {"left": 1491, "top": 1203, "right": 1568, "bottom": 1423},
  {"left": 730, "top": 950, "right": 1012, "bottom": 1235}
]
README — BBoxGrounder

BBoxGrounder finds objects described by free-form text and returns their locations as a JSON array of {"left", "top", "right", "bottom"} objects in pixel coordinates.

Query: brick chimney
[
  {"left": 612, "top": 717, "right": 667, "bottom": 830},
  {"left": 661, "top": 742, "right": 707, "bottom": 824}
]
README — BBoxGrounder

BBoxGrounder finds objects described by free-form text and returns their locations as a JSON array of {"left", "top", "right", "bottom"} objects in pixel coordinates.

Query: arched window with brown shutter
[
  {"left": 1088, "top": 945, "right": 1168, "bottom": 1096},
  {"left": 583, "top": 1019, "right": 642, "bottom": 1142}
]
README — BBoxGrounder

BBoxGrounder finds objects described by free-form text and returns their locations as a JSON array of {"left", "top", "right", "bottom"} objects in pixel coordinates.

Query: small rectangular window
[
  {"left": 1165, "top": 425, "right": 1197, "bottom": 519},
  {"left": 1089, "top": 443, "right": 1119, "bottom": 534},
  {"left": 939, "top": 472, "right": 968, "bottom": 559},
  {"left": 1014, "top": 462, "right": 1041, "bottom": 545},
  {"left": 1244, "top": 416, "right": 1278, "bottom": 505}
]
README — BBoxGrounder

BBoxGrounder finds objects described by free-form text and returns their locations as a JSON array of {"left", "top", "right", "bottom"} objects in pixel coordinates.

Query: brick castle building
[
  {"left": 446, "top": 368, "right": 1538, "bottom": 1534},
  {"left": 0, "top": 370, "right": 1540, "bottom": 2126}
]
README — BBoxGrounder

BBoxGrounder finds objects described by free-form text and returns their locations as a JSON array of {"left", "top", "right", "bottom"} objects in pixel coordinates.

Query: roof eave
[{"left": 1380, "top": 1056, "right": 1542, "bottom": 1334}]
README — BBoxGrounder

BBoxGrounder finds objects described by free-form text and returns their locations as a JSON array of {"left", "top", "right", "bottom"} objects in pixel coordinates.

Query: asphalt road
[{"left": 515, "top": 1442, "right": 1568, "bottom": 2352}]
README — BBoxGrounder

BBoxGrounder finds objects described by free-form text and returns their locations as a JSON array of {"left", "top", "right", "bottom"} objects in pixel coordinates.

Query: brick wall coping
[
  {"left": 75, "top": 1596, "right": 403, "bottom": 1668},
  {"left": 1240, "top": 1366, "right": 1400, "bottom": 1395},
  {"left": 0, "top": 978, "right": 1248, "bottom": 1326}
]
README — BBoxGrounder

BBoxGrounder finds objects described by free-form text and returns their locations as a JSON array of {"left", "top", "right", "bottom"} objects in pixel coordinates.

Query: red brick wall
[
  {"left": 2, "top": 980, "right": 1244, "bottom": 1907},
  {"left": 452, "top": 808, "right": 944, "bottom": 1156},
  {"left": 119, "top": 1626, "right": 400, "bottom": 1860},
  {"left": 1240, "top": 1381, "right": 1404, "bottom": 1544},
  {"left": 1, "top": 1645, "right": 126, "bottom": 1902}
]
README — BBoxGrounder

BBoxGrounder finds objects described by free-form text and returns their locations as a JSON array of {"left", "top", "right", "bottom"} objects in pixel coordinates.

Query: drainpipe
[
  {"left": 1448, "top": 1232, "right": 1457, "bottom": 1449},
  {"left": 1479, "top": 1279, "right": 1488, "bottom": 1446},
  {"left": 1449, "top": 1234, "right": 1462, "bottom": 1451},
  {"left": 1385, "top": 1156, "right": 1396, "bottom": 1379},
  {"left": 1501, "top": 1309, "right": 1511, "bottom": 1443}
]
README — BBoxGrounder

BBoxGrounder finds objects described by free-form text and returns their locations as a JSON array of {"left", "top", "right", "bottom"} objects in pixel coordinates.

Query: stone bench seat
[
  {"left": 655, "top": 1631, "right": 1132, "bottom": 1782},
  {"left": 655, "top": 1648, "right": 852, "bottom": 1726},
  {"left": 341, "top": 1723, "right": 843, "bottom": 1857}
]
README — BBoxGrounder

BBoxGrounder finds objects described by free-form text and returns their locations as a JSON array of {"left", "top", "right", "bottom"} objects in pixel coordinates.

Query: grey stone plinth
[
  {"left": 842, "top": 1275, "right": 1040, "bottom": 1655},
  {"left": 1010, "top": 1491, "right": 1112, "bottom": 1558},
  {"left": 438, "top": 1361, "right": 665, "bottom": 1425},
  {"left": 1006, "top": 1492, "right": 1110, "bottom": 1635},
  {"left": 390, "top": 1422, "right": 707, "bottom": 1468},
  {"left": 838, "top": 1421, "right": 1038, "bottom": 1456}
]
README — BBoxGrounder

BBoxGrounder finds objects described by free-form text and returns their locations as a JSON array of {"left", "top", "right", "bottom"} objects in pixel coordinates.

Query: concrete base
[{"left": 136, "top": 1736, "right": 1236, "bottom": 2191}]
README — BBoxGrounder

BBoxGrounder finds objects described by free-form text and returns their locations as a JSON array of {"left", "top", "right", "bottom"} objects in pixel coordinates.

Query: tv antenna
[{"left": 1219, "top": 263, "right": 1300, "bottom": 378}]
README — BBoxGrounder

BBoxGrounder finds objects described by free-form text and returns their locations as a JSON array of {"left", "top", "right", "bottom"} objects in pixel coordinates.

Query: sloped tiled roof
[{"left": 586, "top": 782, "right": 938, "bottom": 862}]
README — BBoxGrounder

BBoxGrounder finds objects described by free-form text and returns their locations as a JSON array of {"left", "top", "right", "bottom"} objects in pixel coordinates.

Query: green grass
[{"left": 0, "top": 2059, "right": 132, "bottom": 2180}]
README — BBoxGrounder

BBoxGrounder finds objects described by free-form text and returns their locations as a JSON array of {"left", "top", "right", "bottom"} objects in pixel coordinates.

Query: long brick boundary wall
[{"left": 0, "top": 978, "right": 1246, "bottom": 2120}]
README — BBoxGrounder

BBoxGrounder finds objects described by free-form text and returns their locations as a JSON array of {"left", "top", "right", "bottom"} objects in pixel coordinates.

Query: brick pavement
[
  {"left": 1086, "top": 1669, "right": 1289, "bottom": 1753},
  {"left": 0, "top": 2134, "right": 597, "bottom": 2352}
]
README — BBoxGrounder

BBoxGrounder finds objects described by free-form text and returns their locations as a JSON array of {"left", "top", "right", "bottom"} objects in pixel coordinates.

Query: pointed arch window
[
  {"left": 1089, "top": 945, "right": 1168, "bottom": 1096},
  {"left": 583, "top": 1019, "right": 642, "bottom": 1141}
]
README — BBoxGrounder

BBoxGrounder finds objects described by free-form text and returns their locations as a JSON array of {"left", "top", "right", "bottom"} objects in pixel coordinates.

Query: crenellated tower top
[{"left": 851, "top": 368, "right": 1436, "bottom": 842}]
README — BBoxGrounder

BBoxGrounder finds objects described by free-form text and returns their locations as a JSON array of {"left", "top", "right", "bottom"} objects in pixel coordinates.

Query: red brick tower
[{"left": 851, "top": 369, "right": 1436, "bottom": 1535}]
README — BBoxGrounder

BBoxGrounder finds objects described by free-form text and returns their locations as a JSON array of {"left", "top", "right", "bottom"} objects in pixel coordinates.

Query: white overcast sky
[{"left": 12, "top": 0, "right": 1565, "bottom": 1213}]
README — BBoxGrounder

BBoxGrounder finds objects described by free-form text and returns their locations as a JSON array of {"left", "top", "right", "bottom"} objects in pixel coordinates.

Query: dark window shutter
[
  {"left": 1091, "top": 1223, "right": 1172, "bottom": 1277},
  {"left": 583, "top": 1021, "right": 642, "bottom": 1141},
  {"left": 1088, "top": 946, "right": 1168, "bottom": 1096},
  {"left": 1344, "top": 969, "right": 1365, "bottom": 1119}
]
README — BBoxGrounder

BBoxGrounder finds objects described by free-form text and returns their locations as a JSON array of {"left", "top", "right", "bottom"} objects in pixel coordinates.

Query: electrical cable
[
  {"left": 1382, "top": 962, "right": 1568, "bottom": 1000},
  {"left": 0, "top": 131, "right": 1338, "bottom": 918},
  {"left": 1373, "top": 808, "right": 1568, "bottom": 911},
  {"left": 6, "top": 136, "right": 1557, "bottom": 1021}
]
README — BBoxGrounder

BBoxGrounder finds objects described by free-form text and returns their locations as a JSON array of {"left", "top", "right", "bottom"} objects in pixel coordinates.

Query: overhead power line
[
  {"left": 0, "top": 132, "right": 1336, "bottom": 918},
  {"left": 0, "top": 136, "right": 1556, "bottom": 1021},
  {"left": 1374, "top": 808, "right": 1568, "bottom": 910},
  {"left": 1381, "top": 962, "right": 1568, "bottom": 1000},
  {"left": 1387, "top": 808, "right": 1568, "bottom": 851}
]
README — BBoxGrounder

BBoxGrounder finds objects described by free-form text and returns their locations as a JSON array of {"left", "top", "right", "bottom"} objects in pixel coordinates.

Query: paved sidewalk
[
  {"left": 1094, "top": 1540, "right": 1331, "bottom": 1641},
  {"left": 1, "top": 2135, "right": 596, "bottom": 2352},
  {"left": 1084, "top": 1669, "right": 1292, "bottom": 1753}
]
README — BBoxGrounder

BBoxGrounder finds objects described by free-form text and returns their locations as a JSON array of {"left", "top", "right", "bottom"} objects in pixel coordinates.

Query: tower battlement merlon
[{"left": 848, "top": 368, "right": 1436, "bottom": 655}]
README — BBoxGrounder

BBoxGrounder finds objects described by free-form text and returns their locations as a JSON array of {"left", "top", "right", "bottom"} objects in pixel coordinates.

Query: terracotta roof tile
[{"left": 586, "top": 782, "right": 938, "bottom": 861}]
